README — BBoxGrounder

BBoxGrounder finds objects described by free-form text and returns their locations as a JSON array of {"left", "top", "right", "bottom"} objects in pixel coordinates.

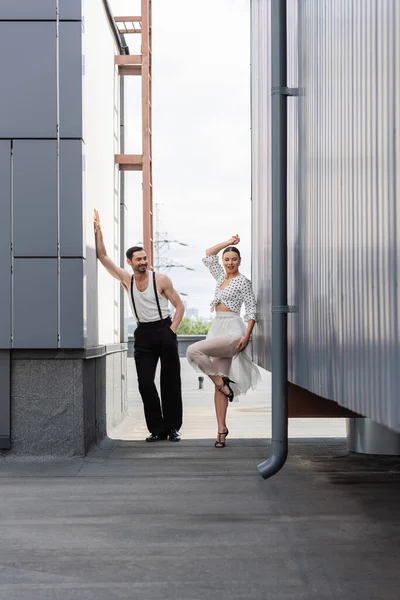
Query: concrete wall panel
[
  {"left": 13, "top": 259, "right": 58, "bottom": 348},
  {"left": 11, "top": 358, "right": 84, "bottom": 456},
  {"left": 0, "top": 0, "right": 56, "bottom": 19},
  {"left": 0, "top": 351, "right": 10, "bottom": 449},
  {"left": 0, "top": 142, "right": 11, "bottom": 348},
  {"left": 0, "top": 23, "right": 57, "bottom": 138},
  {"left": 13, "top": 141, "right": 58, "bottom": 258},
  {"left": 59, "top": 0, "right": 82, "bottom": 20},
  {"left": 0, "top": 0, "right": 81, "bottom": 21},
  {"left": 59, "top": 21, "right": 83, "bottom": 138},
  {"left": 60, "top": 259, "right": 84, "bottom": 348},
  {"left": 60, "top": 140, "right": 84, "bottom": 257}
]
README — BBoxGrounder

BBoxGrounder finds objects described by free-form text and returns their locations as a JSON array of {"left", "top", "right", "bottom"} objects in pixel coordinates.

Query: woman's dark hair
[
  {"left": 222, "top": 246, "right": 241, "bottom": 259},
  {"left": 126, "top": 246, "right": 144, "bottom": 260}
]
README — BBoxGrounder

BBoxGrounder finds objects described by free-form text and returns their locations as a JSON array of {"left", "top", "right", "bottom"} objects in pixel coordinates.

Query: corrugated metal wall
[
  {"left": 251, "top": 0, "right": 400, "bottom": 432},
  {"left": 251, "top": 0, "right": 272, "bottom": 370}
]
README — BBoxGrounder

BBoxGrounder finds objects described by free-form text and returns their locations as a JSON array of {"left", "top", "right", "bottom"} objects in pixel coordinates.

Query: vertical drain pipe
[
  {"left": 119, "top": 34, "right": 129, "bottom": 342},
  {"left": 119, "top": 75, "right": 126, "bottom": 342},
  {"left": 257, "top": 0, "right": 290, "bottom": 479}
]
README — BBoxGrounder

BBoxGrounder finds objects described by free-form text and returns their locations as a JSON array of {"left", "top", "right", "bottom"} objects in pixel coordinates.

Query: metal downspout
[
  {"left": 257, "top": 0, "right": 289, "bottom": 479},
  {"left": 102, "top": 0, "right": 129, "bottom": 54},
  {"left": 119, "top": 73, "right": 127, "bottom": 342},
  {"left": 118, "top": 29, "right": 128, "bottom": 342}
]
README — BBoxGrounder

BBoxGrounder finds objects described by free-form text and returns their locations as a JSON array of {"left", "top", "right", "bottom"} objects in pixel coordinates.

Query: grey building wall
[
  {"left": 0, "top": 7, "right": 84, "bottom": 350},
  {"left": 0, "top": 1, "right": 128, "bottom": 454},
  {"left": 251, "top": 0, "right": 400, "bottom": 433}
]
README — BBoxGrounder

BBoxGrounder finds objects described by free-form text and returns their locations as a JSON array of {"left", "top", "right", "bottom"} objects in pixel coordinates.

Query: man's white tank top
[{"left": 129, "top": 271, "right": 170, "bottom": 323}]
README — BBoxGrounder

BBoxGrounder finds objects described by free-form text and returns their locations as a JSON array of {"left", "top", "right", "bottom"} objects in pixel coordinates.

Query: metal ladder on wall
[{"left": 114, "top": 1, "right": 154, "bottom": 269}]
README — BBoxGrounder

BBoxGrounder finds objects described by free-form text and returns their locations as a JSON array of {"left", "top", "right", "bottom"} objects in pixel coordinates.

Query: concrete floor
[
  {"left": 112, "top": 358, "right": 346, "bottom": 441},
  {"left": 0, "top": 359, "right": 399, "bottom": 600}
]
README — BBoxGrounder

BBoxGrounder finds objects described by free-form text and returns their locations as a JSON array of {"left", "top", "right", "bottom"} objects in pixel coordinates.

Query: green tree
[{"left": 177, "top": 317, "right": 211, "bottom": 335}]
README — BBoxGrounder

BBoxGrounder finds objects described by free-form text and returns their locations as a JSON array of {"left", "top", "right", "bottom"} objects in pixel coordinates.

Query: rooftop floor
[
  {"left": 0, "top": 359, "right": 399, "bottom": 600},
  {"left": 111, "top": 357, "right": 346, "bottom": 441}
]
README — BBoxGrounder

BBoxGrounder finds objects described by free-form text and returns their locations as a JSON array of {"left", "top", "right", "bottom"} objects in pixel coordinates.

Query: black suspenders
[
  {"left": 152, "top": 271, "right": 163, "bottom": 320},
  {"left": 130, "top": 271, "right": 163, "bottom": 324},
  {"left": 130, "top": 276, "right": 140, "bottom": 322}
]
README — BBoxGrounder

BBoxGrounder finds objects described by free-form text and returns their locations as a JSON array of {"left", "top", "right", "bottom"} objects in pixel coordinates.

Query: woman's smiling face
[{"left": 223, "top": 250, "right": 241, "bottom": 276}]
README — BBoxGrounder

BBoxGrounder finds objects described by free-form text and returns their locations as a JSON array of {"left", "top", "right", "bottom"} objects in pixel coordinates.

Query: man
[{"left": 94, "top": 209, "right": 184, "bottom": 442}]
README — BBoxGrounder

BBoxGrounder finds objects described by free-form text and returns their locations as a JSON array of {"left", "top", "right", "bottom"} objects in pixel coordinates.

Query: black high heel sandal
[
  {"left": 218, "top": 376, "right": 236, "bottom": 402},
  {"left": 215, "top": 429, "right": 229, "bottom": 448}
]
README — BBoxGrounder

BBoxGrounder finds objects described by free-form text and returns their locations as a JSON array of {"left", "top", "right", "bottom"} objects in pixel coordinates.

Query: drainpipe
[
  {"left": 119, "top": 74, "right": 126, "bottom": 342},
  {"left": 257, "top": 0, "right": 296, "bottom": 479},
  {"left": 102, "top": 0, "right": 129, "bottom": 54}
]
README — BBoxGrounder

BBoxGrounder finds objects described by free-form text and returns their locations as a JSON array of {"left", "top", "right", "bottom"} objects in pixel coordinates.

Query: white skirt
[{"left": 206, "top": 312, "right": 261, "bottom": 399}]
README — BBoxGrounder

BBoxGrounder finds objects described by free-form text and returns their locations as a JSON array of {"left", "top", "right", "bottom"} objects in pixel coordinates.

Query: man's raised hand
[{"left": 94, "top": 209, "right": 101, "bottom": 233}]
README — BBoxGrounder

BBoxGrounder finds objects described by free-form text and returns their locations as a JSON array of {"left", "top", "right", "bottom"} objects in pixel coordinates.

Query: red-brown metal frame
[{"left": 114, "top": 1, "right": 154, "bottom": 268}]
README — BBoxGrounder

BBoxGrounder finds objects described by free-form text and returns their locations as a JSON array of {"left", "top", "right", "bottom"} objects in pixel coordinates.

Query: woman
[{"left": 187, "top": 235, "right": 261, "bottom": 448}]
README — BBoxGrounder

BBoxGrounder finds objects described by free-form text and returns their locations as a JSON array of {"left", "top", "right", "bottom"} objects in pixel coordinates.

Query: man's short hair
[{"left": 126, "top": 246, "right": 144, "bottom": 261}]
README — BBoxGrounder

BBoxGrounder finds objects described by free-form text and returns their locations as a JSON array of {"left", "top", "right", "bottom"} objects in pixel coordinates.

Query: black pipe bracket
[
  {"left": 272, "top": 305, "right": 297, "bottom": 313},
  {"left": 271, "top": 86, "right": 299, "bottom": 96}
]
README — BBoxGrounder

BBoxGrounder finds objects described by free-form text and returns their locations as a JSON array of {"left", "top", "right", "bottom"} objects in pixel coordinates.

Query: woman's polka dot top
[{"left": 202, "top": 254, "right": 257, "bottom": 322}]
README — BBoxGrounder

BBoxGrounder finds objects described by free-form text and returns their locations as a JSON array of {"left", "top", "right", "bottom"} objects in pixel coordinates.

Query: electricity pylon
[{"left": 153, "top": 204, "right": 194, "bottom": 277}]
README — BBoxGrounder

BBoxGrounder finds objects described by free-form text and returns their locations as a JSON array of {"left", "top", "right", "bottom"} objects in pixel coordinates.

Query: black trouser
[{"left": 134, "top": 317, "right": 182, "bottom": 434}]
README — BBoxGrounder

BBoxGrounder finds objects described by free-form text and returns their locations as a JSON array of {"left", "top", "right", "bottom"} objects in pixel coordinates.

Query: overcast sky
[{"left": 110, "top": 0, "right": 251, "bottom": 318}]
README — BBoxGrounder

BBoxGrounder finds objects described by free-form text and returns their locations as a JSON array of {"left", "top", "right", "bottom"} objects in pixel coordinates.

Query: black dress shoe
[
  {"left": 146, "top": 432, "right": 168, "bottom": 442},
  {"left": 168, "top": 429, "right": 181, "bottom": 442}
]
